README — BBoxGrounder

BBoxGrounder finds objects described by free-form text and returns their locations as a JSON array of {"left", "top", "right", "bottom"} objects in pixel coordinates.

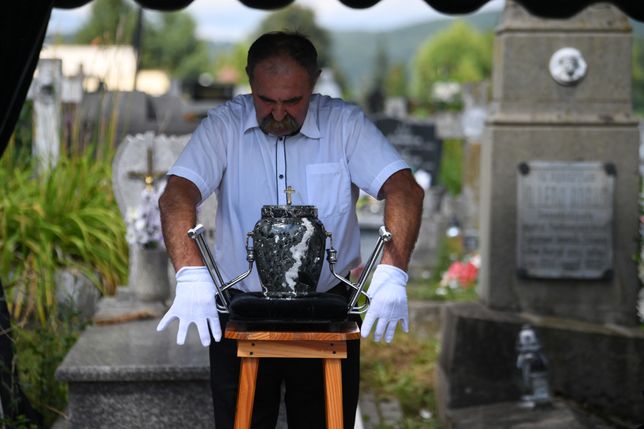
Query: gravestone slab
[
  {"left": 56, "top": 320, "right": 213, "bottom": 428},
  {"left": 437, "top": 302, "right": 644, "bottom": 426}
]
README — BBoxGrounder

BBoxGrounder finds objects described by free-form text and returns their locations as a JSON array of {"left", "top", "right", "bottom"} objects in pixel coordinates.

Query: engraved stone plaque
[{"left": 517, "top": 161, "right": 614, "bottom": 279}]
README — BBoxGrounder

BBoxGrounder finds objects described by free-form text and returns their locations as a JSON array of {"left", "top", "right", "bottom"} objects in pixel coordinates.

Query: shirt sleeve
[
  {"left": 342, "top": 106, "right": 409, "bottom": 199},
  {"left": 167, "top": 108, "right": 230, "bottom": 202}
]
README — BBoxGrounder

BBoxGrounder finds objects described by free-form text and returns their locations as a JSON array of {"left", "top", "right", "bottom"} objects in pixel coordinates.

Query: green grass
[{"left": 360, "top": 324, "right": 442, "bottom": 428}]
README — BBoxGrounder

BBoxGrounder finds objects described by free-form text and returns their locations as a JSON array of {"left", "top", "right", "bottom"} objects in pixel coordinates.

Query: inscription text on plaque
[{"left": 516, "top": 161, "right": 614, "bottom": 279}]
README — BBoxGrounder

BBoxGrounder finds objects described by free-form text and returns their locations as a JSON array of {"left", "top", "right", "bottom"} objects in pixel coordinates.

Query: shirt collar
[{"left": 242, "top": 94, "right": 321, "bottom": 140}]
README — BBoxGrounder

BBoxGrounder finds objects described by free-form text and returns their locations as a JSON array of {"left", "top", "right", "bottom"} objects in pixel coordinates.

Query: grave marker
[{"left": 373, "top": 116, "right": 442, "bottom": 185}]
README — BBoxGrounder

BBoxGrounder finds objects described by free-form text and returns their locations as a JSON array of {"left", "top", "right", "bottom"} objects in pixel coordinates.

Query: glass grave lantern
[{"left": 188, "top": 186, "right": 391, "bottom": 317}]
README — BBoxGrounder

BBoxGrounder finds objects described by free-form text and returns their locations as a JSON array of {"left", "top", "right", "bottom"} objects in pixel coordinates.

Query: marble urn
[{"left": 252, "top": 204, "right": 327, "bottom": 298}]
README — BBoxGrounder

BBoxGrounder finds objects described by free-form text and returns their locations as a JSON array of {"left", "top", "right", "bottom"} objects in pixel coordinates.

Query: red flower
[{"left": 445, "top": 260, "right": 478, "bottom": 288}]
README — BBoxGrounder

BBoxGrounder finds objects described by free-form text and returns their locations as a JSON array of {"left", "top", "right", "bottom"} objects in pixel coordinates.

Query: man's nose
[{"left": 272, "top": 104, "right": 287, "bottom": 121}]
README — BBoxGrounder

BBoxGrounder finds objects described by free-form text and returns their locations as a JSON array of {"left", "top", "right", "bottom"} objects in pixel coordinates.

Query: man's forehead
[{"left": 255, "top": 55, "right": 302, "bottom": 75}]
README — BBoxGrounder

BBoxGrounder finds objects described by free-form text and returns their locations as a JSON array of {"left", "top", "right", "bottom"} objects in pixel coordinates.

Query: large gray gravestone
[
  {"left": 478, "top": 3, "right": 639, "bottom": 325},
  {"left": 438, "top": 3, "right": 644, "bottom": 427}
]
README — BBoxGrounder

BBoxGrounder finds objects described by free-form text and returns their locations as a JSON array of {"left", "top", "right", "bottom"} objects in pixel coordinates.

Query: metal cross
[
  {"left": 285, "top": 186, "right": 295, "bottom": 206},
  {"left": 127, "top": 147, "right": 166, "bottom": 191}
]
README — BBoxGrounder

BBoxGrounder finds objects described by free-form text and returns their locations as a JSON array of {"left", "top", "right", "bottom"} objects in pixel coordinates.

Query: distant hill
[
  {"left": 329, "top": 10, "right": 502, "bottom": 94},
  {"left": 205, "top": 11, "right": 502, "bottom": 93}
]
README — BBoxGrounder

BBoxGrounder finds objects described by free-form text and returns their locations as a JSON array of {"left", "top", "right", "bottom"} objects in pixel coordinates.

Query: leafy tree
[
  {"left": 253, "top": 4, "right": 332, "bottom": 68},
  {"left": 385, "top": 63, "right": 408, "bottom": 97},
  {"left": 214, "top": 42, "right": 251, "bottom": 85},
  {"left": 139, "top": 11, "right": 212, "bottom": 80},
  {"left": 75, "top": 0, "right": 136, "bottom": 45},
  {"left": 75, "top": 1, "right": 212, "bottom": 81},
  {"left": 410, "top": 21, "right": 493, "bottom": 103}
]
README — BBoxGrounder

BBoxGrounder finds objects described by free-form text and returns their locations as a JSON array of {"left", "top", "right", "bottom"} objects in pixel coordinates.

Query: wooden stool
[{"left": 225, "top": 320, "right": 361, "bottom": 429}]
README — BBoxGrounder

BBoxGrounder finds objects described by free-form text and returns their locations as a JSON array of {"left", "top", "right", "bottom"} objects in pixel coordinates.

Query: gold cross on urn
[
  {"left": 285, "top": 186, "right": 295, "bottom": 206},
  {"left": 128, "top": 147, "right": 166, "bottom": 191}
]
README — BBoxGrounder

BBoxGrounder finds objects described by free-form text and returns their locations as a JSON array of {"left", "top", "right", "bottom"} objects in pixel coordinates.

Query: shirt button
[{"left": 279, "top": 174, "right": 284, "bottom": 179}]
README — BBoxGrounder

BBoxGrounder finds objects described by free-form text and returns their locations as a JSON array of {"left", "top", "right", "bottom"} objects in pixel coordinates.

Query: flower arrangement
[
  {"left": 125, "top": 185, "right": 164, "bottom": 249},
  {"left": 437, "top": 252, "right": 480, "bottom": 296}
]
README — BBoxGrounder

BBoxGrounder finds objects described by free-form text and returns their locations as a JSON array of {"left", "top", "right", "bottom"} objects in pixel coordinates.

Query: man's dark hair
[{"left": 246, "top": 31, "right": 319, "bottom": 84}]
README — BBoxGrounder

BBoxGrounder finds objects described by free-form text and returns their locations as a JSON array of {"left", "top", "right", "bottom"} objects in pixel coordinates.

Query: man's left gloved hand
[{"left": 360, "top": 264, "right": 409, "bottom": 343}]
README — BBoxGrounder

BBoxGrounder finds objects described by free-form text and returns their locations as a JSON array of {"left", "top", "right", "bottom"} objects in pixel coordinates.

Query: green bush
[
  {"left": 0, "top": 141, "right": 128, "bottom": 326},
  {"left": 438, "top": 139, "right": 464, "bottom": 196},
  {"left": 0, "top": 137, "right": 128, "bottom": 426}
]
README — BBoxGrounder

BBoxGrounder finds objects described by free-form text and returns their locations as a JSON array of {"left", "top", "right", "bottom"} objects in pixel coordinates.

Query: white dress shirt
[{"left": 168, "top": 93, "right": 408, "bottom": 292}]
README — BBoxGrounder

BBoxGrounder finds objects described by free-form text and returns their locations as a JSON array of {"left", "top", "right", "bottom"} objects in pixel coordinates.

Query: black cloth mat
[{"left": 228, "top": 292, "right": 350, "bottom": 323}]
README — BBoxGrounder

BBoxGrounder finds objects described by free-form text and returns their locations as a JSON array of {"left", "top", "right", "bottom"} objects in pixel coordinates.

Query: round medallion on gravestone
[
  {"left": 251, "top": 205, "right": 327, "bottom": 298},
  {"left": 549, "top": 47, "right": 587, "bottom": 86}
]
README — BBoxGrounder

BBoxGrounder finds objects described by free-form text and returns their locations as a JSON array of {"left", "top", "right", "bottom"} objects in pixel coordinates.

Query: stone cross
[
  {"left": 127, "top": 147, "right": 166, "bottom": 191},
  {"left": 112, "top": 132, "right": 219, "bottom": 287}
]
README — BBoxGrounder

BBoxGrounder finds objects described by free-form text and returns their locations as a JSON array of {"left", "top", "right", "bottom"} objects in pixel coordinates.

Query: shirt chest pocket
[{"left": 306, "top": 162, "right": 351, "bottom": 219}]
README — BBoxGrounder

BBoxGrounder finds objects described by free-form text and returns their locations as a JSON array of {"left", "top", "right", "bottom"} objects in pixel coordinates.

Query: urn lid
[
  {"left": 261, "top": 186, "right": 318, "bottom": 219},
  {"left": 260, "top": 204, "right": 318, "bottom": 219}
]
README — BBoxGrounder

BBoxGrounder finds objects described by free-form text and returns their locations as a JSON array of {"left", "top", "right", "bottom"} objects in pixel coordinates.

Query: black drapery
[{"left": 0, "top": 1, "right": 54, "bottom": 159}]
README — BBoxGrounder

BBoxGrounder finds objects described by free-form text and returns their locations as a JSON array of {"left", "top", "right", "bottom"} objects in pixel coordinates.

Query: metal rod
[
  {"left": 347, "top": 226, "right": 391, "bottom": 310},
  {"left": 188, "top": 224, "right": 230, "bottom": 312}
]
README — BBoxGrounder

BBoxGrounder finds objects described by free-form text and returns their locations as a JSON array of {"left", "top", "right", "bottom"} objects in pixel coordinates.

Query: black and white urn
[{"left": 252, "top": 203, "right": 327, "bottom": 298}]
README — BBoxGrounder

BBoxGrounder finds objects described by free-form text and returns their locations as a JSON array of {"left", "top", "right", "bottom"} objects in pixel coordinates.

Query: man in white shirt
[{"left": 157, "top": 31, "right": 424, "bottom": 429}]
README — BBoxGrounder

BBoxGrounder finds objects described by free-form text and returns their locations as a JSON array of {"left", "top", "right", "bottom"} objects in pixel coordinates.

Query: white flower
[{"left": 125, "top": 184, "right": 165, "bottom": 249}]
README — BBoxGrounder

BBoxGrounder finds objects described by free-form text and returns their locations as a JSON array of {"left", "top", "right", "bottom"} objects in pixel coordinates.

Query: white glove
[
  {"left": 361, "top": 264, "right": 409, "bottom": 343},
  {"left": 156, "top": 266, "right": 221, "bottom": 346}
]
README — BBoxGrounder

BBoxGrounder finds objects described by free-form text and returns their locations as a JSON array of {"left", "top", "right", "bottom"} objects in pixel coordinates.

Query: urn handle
[
  {"left": 326, "top": 226, "right": 392, "bottom": 314},
  {"left": 187, "top": 224, "right": 255, "bottom": 313}
]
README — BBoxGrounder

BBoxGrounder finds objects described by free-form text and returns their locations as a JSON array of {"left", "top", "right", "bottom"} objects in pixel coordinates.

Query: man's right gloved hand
[{"left": 156, "top": 266, "right": 221, "bottom": 347}]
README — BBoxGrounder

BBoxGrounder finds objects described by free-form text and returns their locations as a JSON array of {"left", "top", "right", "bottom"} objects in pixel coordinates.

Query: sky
[{"left": 48, "top": 0, "right": 504, "bottom": 43}]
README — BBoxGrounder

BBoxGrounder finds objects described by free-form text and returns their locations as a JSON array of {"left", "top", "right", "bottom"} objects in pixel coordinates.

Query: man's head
[{"left": 246, "top": 32, "right": 321, "bottom": 136}]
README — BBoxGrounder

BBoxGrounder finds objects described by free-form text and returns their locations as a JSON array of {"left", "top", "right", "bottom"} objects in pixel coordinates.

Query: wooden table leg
[
  {"left": 323, "top": 358, "right": 343, "bottom": 429},
  {"left": 235, "top": 357, "right": 259, "bottom": 429}
]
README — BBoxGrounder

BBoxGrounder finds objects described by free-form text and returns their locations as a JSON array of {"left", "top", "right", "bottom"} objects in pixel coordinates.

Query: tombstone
[
  {"left": 31, "top": 58, "right": 62, "bottom": 172},
  {"left": 373, "top": 115, "right": 442, "bottom": 184},
  {"left": 78, "top": 91, "right": 209, "bottom": 143},
  {"left": 437, "top": 2, "right": 644, "bottom": 427},
  {"left": 371, "top": 115, "right": 444, "bottom": 275},
  {"left": 92, "top": 131, "right": 218, "bottom": 324}
]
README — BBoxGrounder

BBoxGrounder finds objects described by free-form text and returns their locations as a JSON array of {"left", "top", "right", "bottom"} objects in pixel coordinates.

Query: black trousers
[{"left": 209, "top": 286, "right": 361, "bottom": 429}]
